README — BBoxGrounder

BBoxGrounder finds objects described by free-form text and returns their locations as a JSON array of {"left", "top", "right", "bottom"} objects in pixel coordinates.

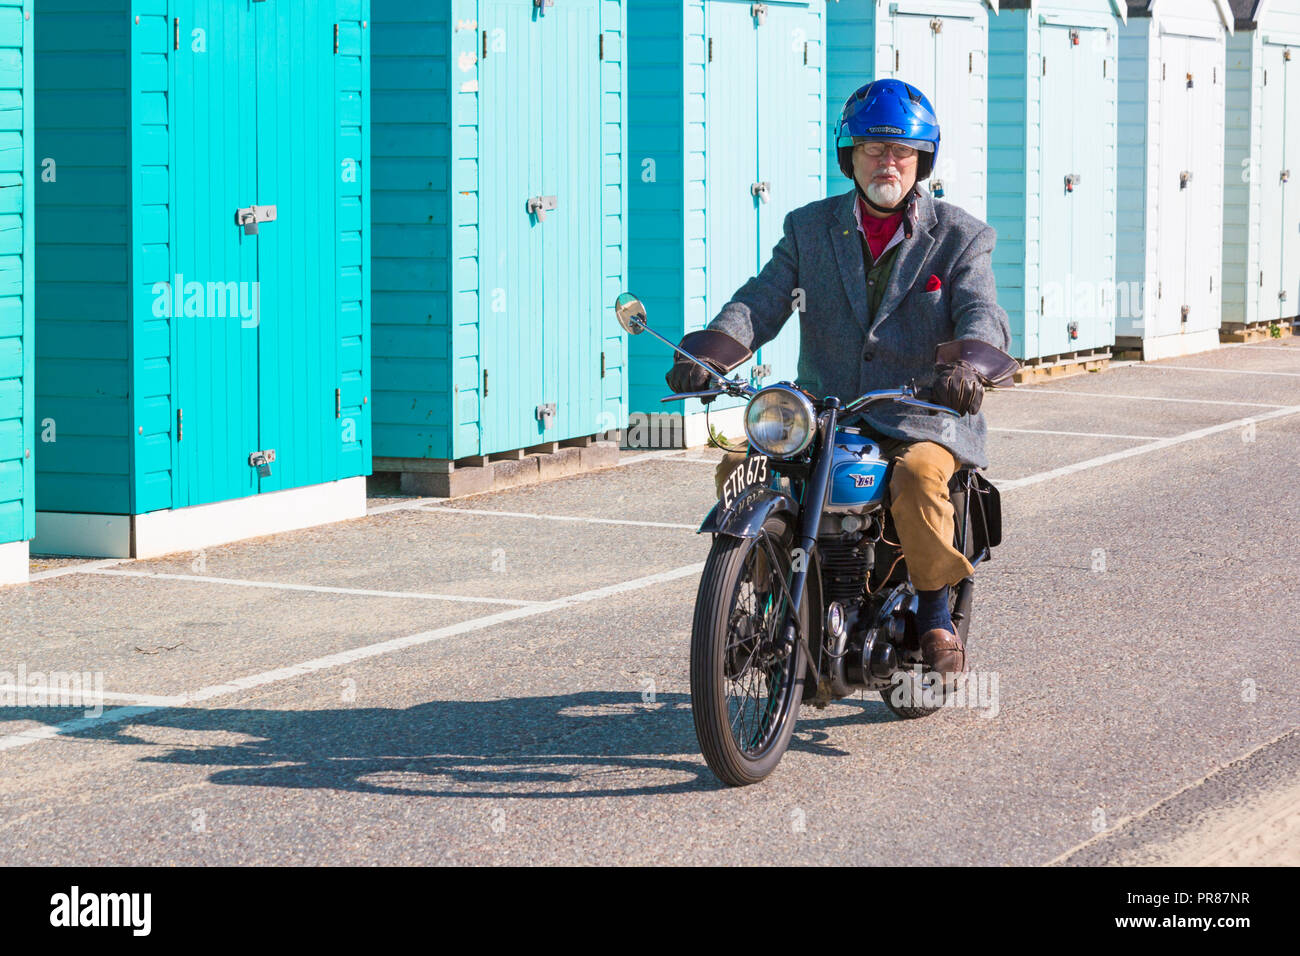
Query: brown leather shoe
[{"left": 920, "top": 627, "right": 967, "bottom": 686}]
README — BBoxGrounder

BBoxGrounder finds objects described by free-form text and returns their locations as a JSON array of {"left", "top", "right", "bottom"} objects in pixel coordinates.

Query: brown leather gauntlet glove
[{"left": 932, "top": 360, "right": 985, "bottom": 416}]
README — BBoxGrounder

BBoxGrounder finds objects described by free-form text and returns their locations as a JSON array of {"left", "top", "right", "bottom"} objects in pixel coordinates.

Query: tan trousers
[{"left": 713, "top": 438, "right": 975, "bottom": 591}]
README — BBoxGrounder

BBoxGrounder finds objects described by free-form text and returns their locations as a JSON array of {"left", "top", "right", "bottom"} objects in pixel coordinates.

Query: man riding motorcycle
[{"left": 666, "top": 79, "right": 1014, "bottom": 686}]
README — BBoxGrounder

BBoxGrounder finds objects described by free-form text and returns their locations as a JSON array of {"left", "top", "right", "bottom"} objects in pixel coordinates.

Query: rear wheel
[
  {"left": 690, "top": 515, "right": 806, "bottom": 786},
  {"left": 879, "top": 577, "right": 973, "bottom": 720}
]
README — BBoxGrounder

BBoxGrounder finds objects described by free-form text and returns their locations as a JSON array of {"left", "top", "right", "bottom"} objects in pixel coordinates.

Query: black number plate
[{"left": 721, "top": 455, "right": 770, "bottom": 511}]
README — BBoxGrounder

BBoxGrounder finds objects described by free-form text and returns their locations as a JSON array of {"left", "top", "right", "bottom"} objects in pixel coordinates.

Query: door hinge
[
  {"left": 1163, "top": 62, "right": 1167, "bottom": 81},
  {"left": 1039, "top": 295, "right": 1044, "bottom": 315},
  {"left": 708, "top": 37, "right": 713, "bottom": 62},
  {"left": 536, "top": 403, "right": 557, "bottom": 429},
  {"left": 895, "top": 49, "right": 900, "bottom": 71},
  {"left": 751, "top": 3, "right": 767, "bottom": 26},
  {"left": 1158, "top": 281, "right": 1162, "bottom": 299},
  {"left": 235, "top": 204, "right": 278, "bottom": 235},
  {"left": 177, "top": 409, "right": 182, "bottom": 442},
  {"left": 483, "top": 369, "right": 489, "bottom": 397},
  {"left": 336, "top": 388, "right": 342, "bottom": 418},
  {"left": 1042, "top": 55, "right": 1047, "bottom": 76},
  {"left": 249, "top": 449, "right": 276, "bottom": 478},
  {"left": 1210, "top": 274, "right": 1213, "bottom": 293},
  {"left": 804, "top": 41, "right": 808, "bottom": 66},
  {"left": 1103, "top": 59, "right": 1107, "bottom": 78},
  {"left": 969, "top": 51, "right": 972, "bottom": 74},
  {"left": 599, "top": 33, "right": 604, "bottom": 60},
  {"left": 334, "top": 24, "right": 340, "bottom": 54},
  {"left": 600, "top": 351, "right": 606, "bottom": 378},
  {"left": 173, "top": 17, "right": 179, "bottom": 50},
  {"left": 1260, "top": 270, "right": 1265, "bottom": 287},
  {"left": 482, "top": 30, "right": 487, "bottom": 59}
]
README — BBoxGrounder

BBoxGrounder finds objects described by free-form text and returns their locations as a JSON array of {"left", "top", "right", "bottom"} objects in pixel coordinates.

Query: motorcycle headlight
[{"left": 744, "top": 386, "right": 817, "bottom": 458}]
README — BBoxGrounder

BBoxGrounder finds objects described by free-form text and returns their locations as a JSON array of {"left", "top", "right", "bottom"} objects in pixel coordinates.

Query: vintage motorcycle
[{"left": 614, "top": 292, "right": 1013, "bottom": 786}]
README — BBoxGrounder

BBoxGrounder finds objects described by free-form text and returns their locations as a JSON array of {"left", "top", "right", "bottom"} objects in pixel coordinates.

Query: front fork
[{"left": 775, "top": 399, "right": 840, "bottom": 658}]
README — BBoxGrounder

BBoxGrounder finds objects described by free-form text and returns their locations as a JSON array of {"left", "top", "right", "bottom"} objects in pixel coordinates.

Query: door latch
[
  {"left": 1180, "top": 305, "right": 1190, "bottom": 323},
  {"left": 1067, "top": 321, "right": 1079, "bottom": 340},
  {"left": 930, "top": 17, "right": 943, "bottom": 34},
  {"left": 750, "top": 364, "right": 772, "bottom": 384},
  {"left": 751, "top": 3, "right": 767, "bottom": 25},
  {"left": 1179, "top": 170, "right": 1193, "bottom": 189},
  {"left": 526, "top": 195, "right": 558, "bottom": 222},
  {"left": 1282, "top": 290, "right": 1290, "bottom": 302},
  {"left": 1064, "top": 173, "right": 1081, "bottom": 193},
  {"left": 535, "top": 403, "right": 557, "bottom": 429},
  {"left": 930, "top": 179, "right": 945, "bottom": 198},
  {"left": 235, "top": 205, "right": 277, "bottom": 236},
  {"left": 534, "top": 0, "right": 554, "bottom": 15},
  {"left": 751, "top": 181, "right": 770, "bottom": 203},
  {"left": 248, "top": 449, "right": 276, "bottom": 478},
  {"left": 1282, "top": 169, "right": 1291, "bottom": 184}
]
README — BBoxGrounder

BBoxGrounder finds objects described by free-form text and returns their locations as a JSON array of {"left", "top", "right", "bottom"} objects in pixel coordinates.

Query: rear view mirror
[{"left": 613, "top": 292, "right": 647, "bottom": 335}]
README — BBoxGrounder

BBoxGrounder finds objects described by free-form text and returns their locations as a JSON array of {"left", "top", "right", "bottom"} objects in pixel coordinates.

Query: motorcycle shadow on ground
[{"left": 2, "top": 691, "right": 902, "bottom": 797}]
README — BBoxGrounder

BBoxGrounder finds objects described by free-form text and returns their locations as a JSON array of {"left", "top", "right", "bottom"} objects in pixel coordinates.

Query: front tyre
[{"left": 690, "top": 515, "right": 806, "bottom": 786}]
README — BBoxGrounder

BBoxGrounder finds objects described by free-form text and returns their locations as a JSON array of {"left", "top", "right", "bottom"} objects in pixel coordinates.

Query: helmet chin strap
[{"left": 857, "top": 180, "right": 914, "bottom": 216}]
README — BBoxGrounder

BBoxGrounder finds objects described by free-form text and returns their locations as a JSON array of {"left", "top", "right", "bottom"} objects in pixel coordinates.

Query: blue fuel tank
[{"left": 825, "top": 428, "right": 890, "bottom": 512}]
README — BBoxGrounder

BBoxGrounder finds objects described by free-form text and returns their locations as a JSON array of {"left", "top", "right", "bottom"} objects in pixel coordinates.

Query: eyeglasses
[{"left": 857, "top": 143, "right": 918, "bottom": 161}]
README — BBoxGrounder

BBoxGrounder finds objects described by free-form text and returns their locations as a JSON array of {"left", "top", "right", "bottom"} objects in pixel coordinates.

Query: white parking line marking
[
  {"left": 990, "top": 427, "right": 1160, "bottom": 441},
  {"left": 366, "top": 496, "right": 444, "bottom": 515},
  {"left": 0, "top": 562, "right": 707, "bottom": 754},
  {"left": 1131, "top": 364, "right": 1300, "bottom": 377},
  {"left": 85, "top": 569, "right": 545, "bottom": 607},
  {"left": 0, "top": 686, "right": 187, "bottom": 708},
  {"left": 27, "top": 558, "right": 131, "bottom": 582},
  {"left": 995, "top": 388, "right": 1288, "bottom": 408},
  {"left": 417, "top": 505, "right": 697, "bottom": 530},
  {"left": 996, "top": 404, "right": 1300, "bottom": 491}
]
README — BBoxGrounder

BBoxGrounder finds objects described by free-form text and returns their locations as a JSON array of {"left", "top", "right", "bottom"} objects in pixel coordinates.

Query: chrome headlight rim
[{"left": 743, "top": 384, "right": 818, "bottom": 459}]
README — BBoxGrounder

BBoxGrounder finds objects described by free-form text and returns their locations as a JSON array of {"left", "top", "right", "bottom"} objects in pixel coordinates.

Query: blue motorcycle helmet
[{"left": 835, "top": 79, "right": 940, "bottom": 184}]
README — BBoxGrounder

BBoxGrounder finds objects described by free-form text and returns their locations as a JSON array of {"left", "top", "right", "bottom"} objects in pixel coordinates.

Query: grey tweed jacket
[{"left": 709, "top": 187, "right": 1012, "bottom": 470}]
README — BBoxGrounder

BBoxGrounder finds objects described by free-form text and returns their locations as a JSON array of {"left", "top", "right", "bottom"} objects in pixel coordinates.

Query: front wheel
[{"left": 690, "top": 515, "right": 807, "bottom": 786}]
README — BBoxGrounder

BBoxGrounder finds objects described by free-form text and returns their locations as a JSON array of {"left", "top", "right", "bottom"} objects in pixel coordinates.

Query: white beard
[{"left": 866, "top": 178, "right": 904, "bottom": 208}]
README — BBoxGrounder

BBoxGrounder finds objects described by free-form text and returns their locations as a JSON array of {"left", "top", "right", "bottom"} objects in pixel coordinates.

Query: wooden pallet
[
  {"left": 1219, "top": 321, "right": 1295, "bottom": 344},
  {"left": 1012, "top": 352, "right": 1111, "bottom": 384}
]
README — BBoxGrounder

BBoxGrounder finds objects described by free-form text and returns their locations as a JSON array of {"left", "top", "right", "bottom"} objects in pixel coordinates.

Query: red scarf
[{"left": 855, "top": 195, "right": 903, "bottom": 261}]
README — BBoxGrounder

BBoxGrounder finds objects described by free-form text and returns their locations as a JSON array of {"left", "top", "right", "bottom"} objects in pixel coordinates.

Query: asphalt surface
[{"left": 1, "top": 341, "right": 1298, "bottom": 865}]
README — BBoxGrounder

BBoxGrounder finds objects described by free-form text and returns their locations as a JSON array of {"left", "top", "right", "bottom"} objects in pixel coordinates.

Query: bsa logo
[{"left": 850, "top": 474, "right": 876, "bottom": 488}]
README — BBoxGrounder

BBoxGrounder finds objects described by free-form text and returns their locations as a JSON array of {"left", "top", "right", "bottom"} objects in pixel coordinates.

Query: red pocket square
[{"left": 926, "top": 274, "right": 943, "bottom": 292}]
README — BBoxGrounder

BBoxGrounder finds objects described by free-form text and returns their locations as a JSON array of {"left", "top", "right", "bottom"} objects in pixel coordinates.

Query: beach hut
[
  {"left": 32, "top": 1, "right": 372, "bottom": 558},
  {"left": 626, "top": 0, "right": 825, "bottom": 445},
  {"left": 0, "top": 1, "right": 31, "bottom": 585},
  {"left": 988, "top": 0, "right": 1125, "bottom": 362},
  {"left": 1221, "top": 0, "right": 1300, "bottom": 333},
  {"left": 1115, "top": 0, "right": 1233, "bottom": 359},
  {"left": 827, "top": 0, "right": 994, "bottom": 219},
  {"left": 370, "top": 0, "right": 629, "bottom": 483}
]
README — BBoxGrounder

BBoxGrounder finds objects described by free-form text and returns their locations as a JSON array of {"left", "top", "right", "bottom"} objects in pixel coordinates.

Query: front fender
[{"left": 698, "top": 486, "right": 800, "bottom": 540}]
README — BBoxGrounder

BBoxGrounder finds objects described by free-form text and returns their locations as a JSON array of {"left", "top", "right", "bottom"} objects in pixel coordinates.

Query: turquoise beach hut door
[
  {"left": 173, "top": 1, "right": 356, "bottom": 507},
  {"left": 172, "top": 1, "right": 260, "bottom": 509},
  {"left": 480, "top": 0, "right": 602, "bottom": 455},
  {"left": 1038, "top": 21, "right": 1111, "bottom": 357},
  {"left": 1260, "top": 39, "right": 1300, "bottom": 319},
  {"left": 891, "top": 4, "right": 986, "bottom": 217}
]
